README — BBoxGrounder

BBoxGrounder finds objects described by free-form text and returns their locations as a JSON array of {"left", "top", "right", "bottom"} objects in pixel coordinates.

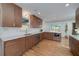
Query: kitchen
[{"left": 0, "top": 3, "right": 79, "bottom": 56}]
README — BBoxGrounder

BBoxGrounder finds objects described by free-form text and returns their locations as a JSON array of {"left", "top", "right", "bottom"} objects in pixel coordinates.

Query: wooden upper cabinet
[
  {"left": 76, "top": 8, "right": 79, "bottom": 28},
  {"left": 30, "top": 15, "right": 42, "bottom": 28},
  {"left": 0, "top": 3, "right": 22, "bottom": 27},
  {"left": 14, "top": 4, "right": 22, "bottom": 27},
  {"left": 2, "top": 3, "right": 15, "bottom": 27}
]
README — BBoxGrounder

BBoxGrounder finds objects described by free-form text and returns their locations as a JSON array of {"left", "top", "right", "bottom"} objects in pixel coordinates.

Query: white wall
[{"left": 42, "top": 21, "right": 50, "bottom": 32}]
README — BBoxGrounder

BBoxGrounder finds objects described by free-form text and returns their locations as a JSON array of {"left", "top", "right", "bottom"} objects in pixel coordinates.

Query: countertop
[
  {"left": 0, "top": 31, "right": 61, "bottom": 41},
  {"left": 49, "top": 31, "right": 61, "bottom": 33},
  {"left": 0, "top": 32, "right": 41, "bottom": 41},
  {"left": 70, "top": 35, "right": 79, "bottom": 40},
  {"left": 0, "top": 27, "right": 41, "bottom": 41},
  {"left": 0, "top": 27, "right": 61, "bottom": 41}
]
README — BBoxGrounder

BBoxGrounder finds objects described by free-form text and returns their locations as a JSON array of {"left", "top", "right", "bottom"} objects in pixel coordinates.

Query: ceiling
[{"left": 16, "top": 3, "right": 79, "bottom": 22}]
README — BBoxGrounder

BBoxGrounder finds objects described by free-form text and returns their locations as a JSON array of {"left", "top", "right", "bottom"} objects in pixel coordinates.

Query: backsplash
[
  {"left": 27, "top": 28, "right": 41, "bottom": 33},
  {"left": 0, "top": 27, "right": 41, "bottom": 34}
]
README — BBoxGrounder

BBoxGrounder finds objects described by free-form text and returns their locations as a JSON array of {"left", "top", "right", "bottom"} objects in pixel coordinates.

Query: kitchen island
[{"left": 69, "top": 35, "right": 79, "bottom": 56}]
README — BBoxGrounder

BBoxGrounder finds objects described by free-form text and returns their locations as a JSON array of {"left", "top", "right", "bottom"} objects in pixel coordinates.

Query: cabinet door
[
  {"left": 30, "top": 15, "right": 37, "bottom": 28},
  {"left": 4, "top": 40, "right": 18, "bottom": 56},
  {"left": 2, "top": 3, "right": 15, "bottom": 27},
  {"left": 1, "top": 3, "right": 22, "bottom": 27},
  {"left": 43, "top": 32, "right": 53, "bottom": 40},
  {"left": 14, "top": 5, "right": 22, "bottom": 27},
  {"left": 25, "top": 35, "right": 40, "bottom": 51},
  {"left": 16, "top": 37, "right": 26, "bottom": 55},
  {"left": 31, "top": 35, "right": 40, "bottom": 46},
  {"left": 25, "top": 37, "right": 29, "bottom": 50},
  {"left": 40, "top": 32, "right": 45, "bottom": 40},
  {"left": 28, "top": 35, "right": 38, "bottom": 49},
  {"left": 49, "top": 33, "right": 53, "bottom": 40},
  {"left": 31, "top": 35, "right": 35, "bottom": 46},
  {"left": 30, "top": 15, "right": 42, "bottom": 28},
  {"left": 29, "top": 35, "right": 35, "bottom": 48},
  {"left": 4, "top": 37, "right": 26, "bottom": 56},
  {"left": 4, "top": 45, "right": 18, "bottom": 56}
]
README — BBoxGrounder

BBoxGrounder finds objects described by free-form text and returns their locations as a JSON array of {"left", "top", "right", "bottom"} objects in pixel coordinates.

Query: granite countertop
[
  {"left": 0, "top": 27, "right": 61, "bottom": 41},
  {"left": 0, "top": 31, "right": 61, "bottom": 41},
  {"left": 0, "top": 27, "right": 41, "bottom": 41},
  {"left": 0, "top": 32, "right": 41, "bottom": 41},
  {"left": 71, "top": 35, "right": 79, "bottom": 40}
]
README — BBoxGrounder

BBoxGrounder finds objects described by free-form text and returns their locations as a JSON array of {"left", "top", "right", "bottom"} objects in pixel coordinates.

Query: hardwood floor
[{"left": 23, "top": 38, "right": 72, "bottom": 56}]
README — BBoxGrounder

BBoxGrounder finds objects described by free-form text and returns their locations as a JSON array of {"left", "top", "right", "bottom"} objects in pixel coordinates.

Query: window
[
  {"left": 51, "top": 25, "right": 61, "bottom": 32},
  {"left": 21, "top": 17, "right": 29, "bottom": 32}
]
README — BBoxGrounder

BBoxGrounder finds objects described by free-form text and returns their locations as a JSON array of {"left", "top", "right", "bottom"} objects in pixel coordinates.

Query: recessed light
[
  {"left": 38, "top": 12, "right": 40, "bottom": 14},
  {"left": 65, "top": 3, "right": 70, "bottom": 7}
]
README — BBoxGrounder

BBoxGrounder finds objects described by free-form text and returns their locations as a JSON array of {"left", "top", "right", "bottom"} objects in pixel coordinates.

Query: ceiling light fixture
[
  {"left": 38, "top": 12, "right": 40, "bottom": 14},
  {"left": 65, "top": 3, "right": 70, "bottom": 7}
]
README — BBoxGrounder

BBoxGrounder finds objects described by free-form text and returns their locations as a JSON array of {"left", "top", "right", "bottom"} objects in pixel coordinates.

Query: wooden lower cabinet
[
  {"left": 40, "top": 32, "right": 61, "bottom": 42},
  {"left": 4, "top": 32, "right": 61, "bottom": 56},
  {"left": 40, "top": 33, "right": 44, "bottom": 40},
  {"left": 28, "top": 36, "right": 33, "bottom": 49},
  {"left": 43, "top": 32, "right": 53, "bottom": 40},
  {"left": 25, "top": 37, "right": 29, "bottom": 50},
  {"left": 69, "top": 36, "right": 79, "bottom": 56},
  {"left": 41, "top": 32, "right": 54, "bottom": 40},
  {"left": 16, "top": 37, "right": 26, "bottom": 55},
  {"left": 4, "top": 34, "right": 41, "bottom": 56},
  {"left": 25, "top": 34, "right": 40, "bottom": 51},
  {"left": 4, "top": 44, "right": 18, "bottom": 56},
  {"left": 33, "top": 34, "right": 40, "bottom": 45},
  {"left": 4, "top": 37, "right": 26, "bottom": 56},
  {"left": 27, "top": 35, "right": 39, "bottom": 49}
]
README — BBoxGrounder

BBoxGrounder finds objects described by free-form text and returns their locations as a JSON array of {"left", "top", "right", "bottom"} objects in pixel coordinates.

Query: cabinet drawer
[{"left": 4, "top": 40, "right": 16, "bottom": 47}]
